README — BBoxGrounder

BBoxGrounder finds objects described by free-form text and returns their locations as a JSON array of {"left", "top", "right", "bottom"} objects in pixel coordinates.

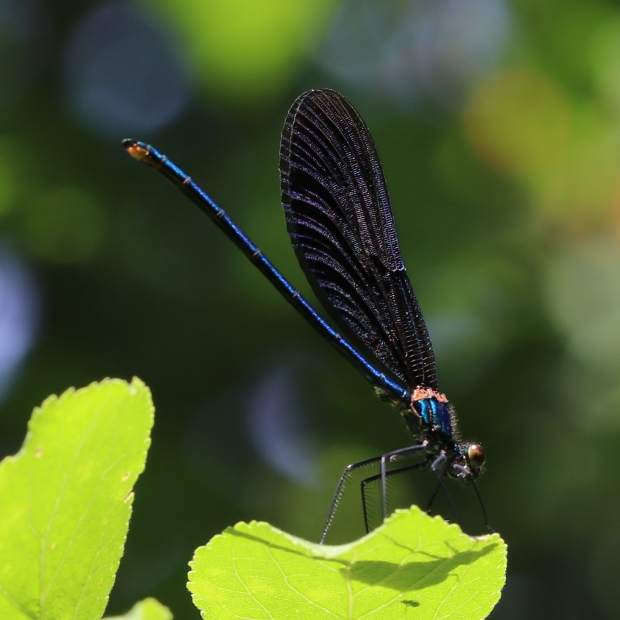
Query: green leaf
[
  {"left": 104, "top": 597, "right": 173, "bottom": 620},
  {"left": 188, "top": 506, "right": 506, "bottom": 620},
  {"left": 0, "top": 378, "right": 154, "bottom": 620}
]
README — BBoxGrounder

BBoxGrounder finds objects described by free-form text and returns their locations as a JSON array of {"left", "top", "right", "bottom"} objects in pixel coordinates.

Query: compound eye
[{"left": 467, "top": 443, "right": 485, "bottom": 469}]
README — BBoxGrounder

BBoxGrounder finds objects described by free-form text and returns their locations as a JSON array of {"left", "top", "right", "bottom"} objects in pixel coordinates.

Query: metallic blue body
[
  {"left": 124, "top": 131, "right": 486, "bottom": 544},
  {"left": 127, "top": 141, "right": 410, "bottom": 409},
  {"left": 416, "top": 397, "right": 453, "bottom": 437}
]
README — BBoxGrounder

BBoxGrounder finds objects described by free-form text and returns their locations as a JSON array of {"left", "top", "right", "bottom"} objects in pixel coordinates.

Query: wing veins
[{"left": 280, "top": 89, "right": 438, "bottom": 388}]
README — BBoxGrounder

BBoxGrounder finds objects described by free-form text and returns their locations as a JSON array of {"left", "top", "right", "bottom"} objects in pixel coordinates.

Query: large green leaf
[
  {"left": 189, "top": 506, "right": 506, "bottom": 619},
  {"left": 0, "top": 378, "right": 154, "bottom": 619}
]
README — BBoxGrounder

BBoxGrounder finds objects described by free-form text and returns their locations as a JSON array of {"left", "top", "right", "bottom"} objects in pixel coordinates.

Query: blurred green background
[{"left": 1, "top": 0, "right": 620, "bottom": 617}]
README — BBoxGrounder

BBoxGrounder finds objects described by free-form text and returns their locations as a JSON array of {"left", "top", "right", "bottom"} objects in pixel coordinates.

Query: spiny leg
[
  {"left": 380, "top": 445, "right": 428, "bottom": 521},
  {"left": 360, "top": 461, "right": 428, "bottom": 533},
  {"left": 453, "top": 463, "right": 493, "bottom": 532},
  {"left": 320, "top": 455, "right": 386, "bottom": 544},
  {"left": 430, "top": 453, "right": 461, "bottom": 525},
  {"left": 425, "top": 478, "right": 443, "bottom": 514}
]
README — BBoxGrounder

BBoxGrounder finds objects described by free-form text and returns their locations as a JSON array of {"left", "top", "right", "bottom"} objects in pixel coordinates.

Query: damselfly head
[
  {"left": 466, "top": 443, "right": 485, "bottom": 471},
  {"left": 449, "top": 444, "right": 484, "bottom": 482}
]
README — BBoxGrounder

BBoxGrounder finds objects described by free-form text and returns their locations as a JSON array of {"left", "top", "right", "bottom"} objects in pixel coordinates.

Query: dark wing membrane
[{"left": 280, "top": 89, "right": 438, "bottom": 389}]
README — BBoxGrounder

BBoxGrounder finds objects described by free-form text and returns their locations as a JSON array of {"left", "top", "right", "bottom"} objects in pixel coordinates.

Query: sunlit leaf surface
[
  {"left": 189, "top": 506, "right": 506, "bottom": 620},
  {"left": 0, "top": 378, "right": 154, "bottom": 619}
]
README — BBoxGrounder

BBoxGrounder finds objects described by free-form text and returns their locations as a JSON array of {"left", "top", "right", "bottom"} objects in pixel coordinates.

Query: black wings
[{"left": 279, "top": 89, "right": 438, "bottom": 390}]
